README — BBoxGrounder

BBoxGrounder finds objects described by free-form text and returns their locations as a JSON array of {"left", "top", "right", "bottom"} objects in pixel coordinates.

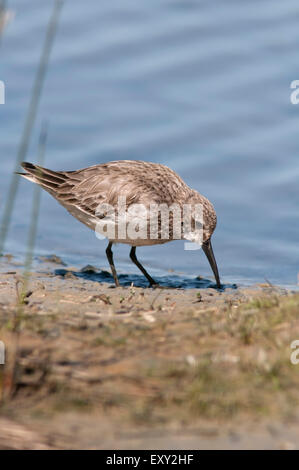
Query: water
[{"left": 1, "top": 0, "right": 299, "bottom": 288}]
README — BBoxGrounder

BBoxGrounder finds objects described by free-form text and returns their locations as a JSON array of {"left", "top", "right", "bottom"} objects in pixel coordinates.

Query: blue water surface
[{"left": 0, "top": 0, "right": 298, "bottom": 288}]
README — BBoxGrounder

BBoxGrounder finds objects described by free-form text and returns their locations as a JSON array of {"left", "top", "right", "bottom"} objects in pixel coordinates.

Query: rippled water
[{"left": 1, "top": 0, "right": 299, "bottom": 288}]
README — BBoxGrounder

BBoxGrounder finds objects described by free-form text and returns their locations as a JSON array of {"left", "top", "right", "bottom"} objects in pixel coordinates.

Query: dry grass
[{"left": 0, "top": 285, "right": 299, "bottom": 436}]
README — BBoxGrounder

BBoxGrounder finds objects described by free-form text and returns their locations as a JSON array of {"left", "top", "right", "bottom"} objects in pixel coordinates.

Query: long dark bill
[{"left": 202, "top": 238, "right": 221, "bottom": 288}]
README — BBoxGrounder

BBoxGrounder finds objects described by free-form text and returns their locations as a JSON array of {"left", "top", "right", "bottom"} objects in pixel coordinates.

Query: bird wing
[
  {"left": 22, "top": 160, "right": 189, "bottom": 208},
  {"left": 20, "top": 161, "right": 191, "bottom": 236}
]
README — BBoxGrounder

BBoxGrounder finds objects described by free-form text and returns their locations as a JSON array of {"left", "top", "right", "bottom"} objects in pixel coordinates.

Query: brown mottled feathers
[
  {"left": 20, "top": 160, "right": 217, "bottom": 243},
  {"left": 21, "top": 160, "right": 190, "bottom": 209}
]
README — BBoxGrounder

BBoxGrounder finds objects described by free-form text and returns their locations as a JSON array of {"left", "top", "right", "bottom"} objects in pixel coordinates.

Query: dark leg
[
  {"left": 106, "top": 242, "right": 120, "bottom": 287},
  {"left": 130, "top": 246, "right": 157, "bottom": 287}
]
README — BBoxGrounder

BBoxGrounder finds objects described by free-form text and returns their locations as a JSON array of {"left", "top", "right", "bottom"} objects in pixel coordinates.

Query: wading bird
[{"left": 18, "top": 160, "right": 221, "bottom": 288}]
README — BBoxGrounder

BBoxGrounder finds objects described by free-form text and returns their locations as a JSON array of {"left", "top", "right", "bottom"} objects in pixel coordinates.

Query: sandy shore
[{"left": 0, "top": 257, "right": 299, "bottom": 449}]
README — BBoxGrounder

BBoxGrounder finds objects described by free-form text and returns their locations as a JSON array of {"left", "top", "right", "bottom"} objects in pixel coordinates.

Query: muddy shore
[{"left": 0, "top": 257, "right": 299, "bottom": 449}]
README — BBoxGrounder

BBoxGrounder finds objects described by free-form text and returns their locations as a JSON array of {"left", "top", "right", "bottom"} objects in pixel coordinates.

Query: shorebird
[{"left": 18, "top": 160, "right": 221, "bottom": 288}]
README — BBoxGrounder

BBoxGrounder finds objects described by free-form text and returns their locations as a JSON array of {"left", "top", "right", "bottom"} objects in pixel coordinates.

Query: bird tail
[{"left": 17, "top": 162, "right": 67, "bottom": 191}]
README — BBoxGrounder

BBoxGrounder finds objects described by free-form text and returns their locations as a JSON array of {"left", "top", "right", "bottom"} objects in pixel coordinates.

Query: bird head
[{"left": 184, "top": 190, "right": 221, "bottom": 288}]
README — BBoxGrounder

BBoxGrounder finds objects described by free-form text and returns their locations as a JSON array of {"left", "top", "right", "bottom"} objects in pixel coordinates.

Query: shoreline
[
  {"left": 1, "top": 252, "right": 298, "bottom": 291},
  {"left": 0, "top": 262, "right": 299, "bottom": 449}
]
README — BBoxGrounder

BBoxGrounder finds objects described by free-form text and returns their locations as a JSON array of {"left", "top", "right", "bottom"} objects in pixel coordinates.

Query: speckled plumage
[{"left": 19, "top": 160, "right": 220, "bottom": 287}]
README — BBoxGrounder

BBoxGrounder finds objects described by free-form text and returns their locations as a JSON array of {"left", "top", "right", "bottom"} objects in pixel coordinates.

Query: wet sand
[{"left": 0, "top": 257, "right": 299, "bottom": 449}]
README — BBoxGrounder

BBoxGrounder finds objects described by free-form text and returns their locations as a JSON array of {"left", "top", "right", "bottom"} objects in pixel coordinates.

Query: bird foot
[
  {"left": 150, "top": 282, "right": 163, "bottom": 289},
  {"left": 150, "top": 283, "right": 173, "bottom": 289}
]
